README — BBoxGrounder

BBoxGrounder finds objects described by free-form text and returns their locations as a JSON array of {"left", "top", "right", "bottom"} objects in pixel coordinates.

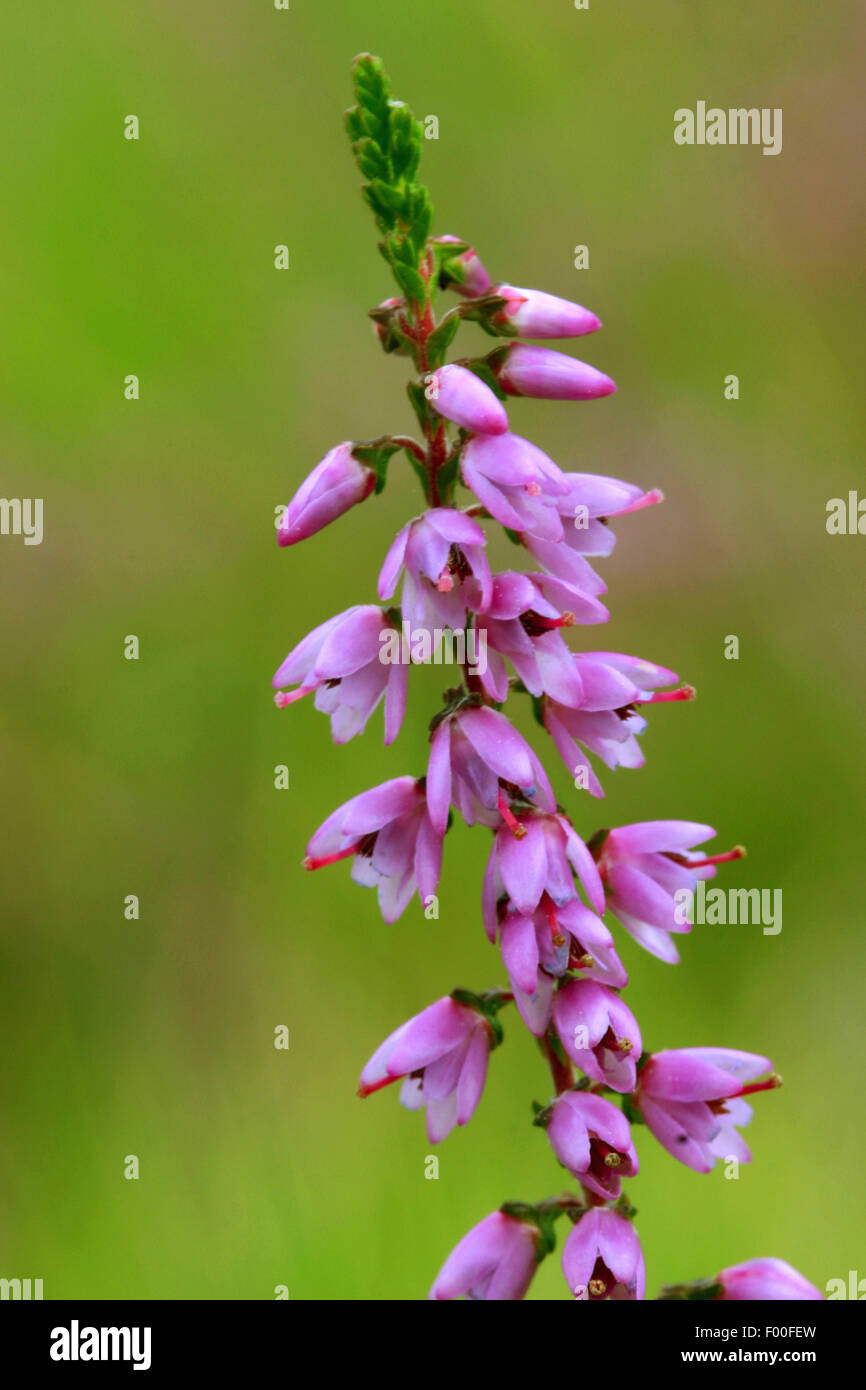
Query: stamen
[
  {"left": 303, "top": 841, "right": 364, "bottom": 870},
  {"left": 738, "top": 1073, "right": 782, "bottom": 1097},
  {"left": 588, "top": 1277, "right": 607, "bottom": 1297},
  {"left": 616, "top": 487, "right": 664, "bottom": 515},
  {"left": 274, "top": 688, "right": 310, "bottom": 708},
  {"left": 685, "top": 845, "right": 746, "bottom": 869},
  {"left": 497, "top": 789, "right": 526, "bottom": 838},
  {"left": 635, "top": 685, "right": 696, "bottom": 704}
]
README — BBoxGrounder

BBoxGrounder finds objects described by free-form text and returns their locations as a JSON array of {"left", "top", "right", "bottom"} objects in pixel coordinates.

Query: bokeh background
[{"left": 1, "top": 0, "right": 863, "bottom": 1301}]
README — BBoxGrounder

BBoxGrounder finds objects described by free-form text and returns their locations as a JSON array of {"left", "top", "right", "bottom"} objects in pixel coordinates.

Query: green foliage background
[{"left": 1, "top": 1, "right": 862, "bottom": 1300}]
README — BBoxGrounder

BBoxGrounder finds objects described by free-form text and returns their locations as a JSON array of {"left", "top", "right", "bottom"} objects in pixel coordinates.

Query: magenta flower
[
  {"left": 471, "top": 570, "right": 607, "bottom": 705},
  {"left": 272, "top": 605, "right": 407, "bottom": 744},
  {"left": 426, "top": 703, "right": 554, "bottom": 835},
  {"left": 595, "top": 820, "right": 743, "bottom": 962},
  {"left": 497, "top": 899, "right": 627, "bottom": 1036},
  {"left": 522, "top": 472, "right": 663, "bottom": 585},
  {"left": 433, "top": 234, "right": 492, "bottom": 298},
  {"left": 428, "top": 363, "right": 508, "bottom": 435},
  {"left": 547, "top": 1091, "right": 639, "bottom": 1200},
  {"left": 635, "top": 1047, "right": 778, "bottom": 1172},
  {"left": 460, "top": 432, "right": 569, "bottom": 541},
  {"left": 491, "top": 284, "right": 601, "bottom": 339},
  {"left": 430, "top": 1210, "right": 542, "bottom": 1300},
  {"left": 358, "top": 994, "right": 497, "bottom": 1142},
  {"left": 304, "top": 776, "right": 442, "bottom": 923},
  {"left": 562, "top": 1208, "right": 645, "bottom": 1301},
  {"left": 716, "top": 1258, "right": 823, "bottom": 1301},
  {"left": 553, "top": 978, "right": 642, "bottom": 1092},
  {"left": 542, "top": 653, "right": 691, "bottom": 798},
  {"left": 277, "top": 442, "right": 375, "bottom": 546},
  {"left": 491, "top": 343, "right": 616, "bottom": 400},
  {"left": 484, "top": 808, "right": 605, "bottom": 926},
  {"left": 378, "top": 506, "right": 492, "bottom": 631}
]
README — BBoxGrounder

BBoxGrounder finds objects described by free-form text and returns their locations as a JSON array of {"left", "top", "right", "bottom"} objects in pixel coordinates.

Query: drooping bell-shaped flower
[
  {"left": 272, "top": 605, "right": 407, "bottom": 744},
  {"left": 634, "top": 1047, "right": 779, "bottom": 1173},
  {"left": 460, "top": 432, "right": 570, "bottom": 541},
  {"left": 542, "top": 653, "right": 691, "bottom": 798},
  {"left": 358, "top": 993, "right": 499, "bottom": 1143},
  {"left": 547, "top": 1090, "right": 639, "bottom": 1201},
  {"left": 594, "top": 820, "right": 743, "bottom": 962},
  {"left": 304, "top": 776, "right": 442, "bottom": 923},
  {"left": 484, "top": 807, "right": 605, "bottom": 927},
  {"left": 470, "top": 570, "right": 607, "bottom": 705},
  {"left": 553, "top": 978, "right": 642, "bottom": 1092},
  {"left": 426, "top": 702, "right": 555, "bottom": 835},
  {"left": 562, "top": 1208, "right": 645, "bottom": 1301},
  {"left": 378, "top": 507, "right": 492, "bottom": 631},
  {"left": 496, "top": 896, "right": 627, "bottom": 1037},
  {"left": 429, "top": 1209, "right": 542, "bottom": 1300}
]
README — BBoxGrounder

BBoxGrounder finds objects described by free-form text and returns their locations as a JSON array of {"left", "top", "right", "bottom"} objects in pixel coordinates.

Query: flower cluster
[{"left": 273, "top": 56, "right": 822, "bottom": 1303}]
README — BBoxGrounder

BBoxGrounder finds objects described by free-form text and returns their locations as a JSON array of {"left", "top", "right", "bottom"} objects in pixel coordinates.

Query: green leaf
[
  {"left": 425, "top": 313, "right": 460, "bottom": 369},
  {"left": 392, "top": 261, "right": 426, "bottom": 306}
]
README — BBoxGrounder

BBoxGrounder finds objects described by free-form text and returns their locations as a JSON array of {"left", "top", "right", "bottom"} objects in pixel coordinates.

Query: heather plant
[{"left": 273, "top": 55, "right": 823, "bottom": 1302}]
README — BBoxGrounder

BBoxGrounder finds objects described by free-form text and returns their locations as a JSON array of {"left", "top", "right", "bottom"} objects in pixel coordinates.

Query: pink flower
[
  {"left": 484, "top": 809, "right": 605, "bottom": 926},
  {"left": 430, "top": 1210, "right": 542, "bottom": 1300},
  {"left": 433, "top": 235, "right": 491, "bottom": 298},
  {"left": 522, "top": 473, "right": 663, "bottom": 585},
  {"left": 428, "top": 363, "right": 508, "bottom": 435},
  {"left": 460, "top": 432, "right": 570, "bottom": 541},
  {"left": 562, "top": 1208, "right": 645, "bottom": 1301},
  {"left": 553, "top": 978, "right": 642, "bottom": 1092},
  {"left": 426, "top": 703, "right": 555, "bottom": 835},
  {"left": 595, "top": 820, "right": 743, "bottom": 962},
  {"left": 547, "top": 1091, "right": 639, "bottom": 1200},
  {"left": 272, "top": 605, "right": 406, "bottom": 745},
  {"left": 496, "top": 899, "right": 627, "bottom": 1036},
  {"left": 491, "top": 284, "right": 602, "bottom": 339},
  {"left": 490, "top": 344, "right": 616, "bottom": 400},
  {"left": 277, "top": 442, "right": 375, "bottom": 545},
  {"left": 716, "top": 1258, "right": 823, "bottom": 1301},
  {"left": 635, "top": 1047, "right": 778, "bottom": 1173},
  {"left": 378, "top": 507, "right": 491, "bottom": 630},
  {"left": 359, "top": 994, "right": 497, "bottom": 1143},
  {"left": 304, "top": 776, "right": 442, "bottom": 923},
  {"left": 471, "top": 570, "right": 607, "bottom": 704},
  {"left": 542, "top": 653, "right": 691, "bottom": 798}
]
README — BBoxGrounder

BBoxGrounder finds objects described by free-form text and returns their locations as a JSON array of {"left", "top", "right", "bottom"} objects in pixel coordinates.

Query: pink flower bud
[
  {"left": 717, "top": 1258, "right": 823, "bottom": 1301},
  {"left": 430, "top": 1210, "right": 542, "bottom": 1300},
  {"left": 428, "top": 364, "right": 508, "bottom": 435},
  {"left": 492, "top": 344, "right": 616, "bottom": 400},
  {"left": 277, "top": 443, "right": 375, "bottom": 546},
  {"left": 492, "top": 284, "right": 602, "bottom": 339},
  {"left": 433, "top": 234, "right": 492, "bottom": 298}
]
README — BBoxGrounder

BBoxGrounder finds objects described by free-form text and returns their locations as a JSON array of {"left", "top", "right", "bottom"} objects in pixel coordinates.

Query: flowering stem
[{"left": 540, "top": 1029, "right": 575, "bottom": 1095}]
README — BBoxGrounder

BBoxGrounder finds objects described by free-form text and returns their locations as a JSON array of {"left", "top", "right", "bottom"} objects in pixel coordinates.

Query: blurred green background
[{"left": 1, "top": 1, "right": 863, "bottom": 1301}]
